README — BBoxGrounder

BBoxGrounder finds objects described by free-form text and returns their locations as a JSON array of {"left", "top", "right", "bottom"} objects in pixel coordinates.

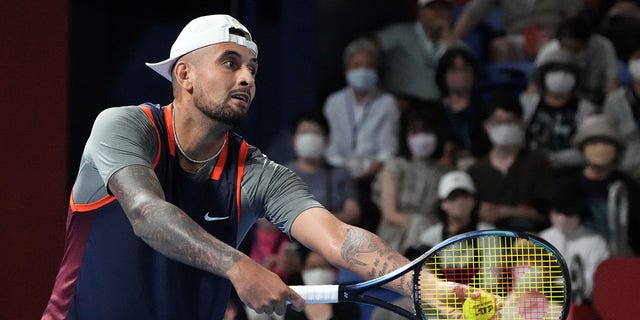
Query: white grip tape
[{"left": 289, "top": 285, "right": 340, "bottom": 304}]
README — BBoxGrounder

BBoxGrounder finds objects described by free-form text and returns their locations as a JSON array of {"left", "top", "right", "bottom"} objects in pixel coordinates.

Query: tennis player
[{"left": 43, "top": 14, "right": 479, "bottom": 320}]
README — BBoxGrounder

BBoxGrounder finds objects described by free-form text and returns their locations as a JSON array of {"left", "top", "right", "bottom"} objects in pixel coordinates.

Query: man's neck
[
  {"left": 295, "top": 158, "right": 323, "bottom": 173},
  {"left": 583, "top": 164, "right": 614, "bottom": 180},
  {"left": 489, "top": 146, "right": 519, "bottom": 173},
  {"left": 544, "top": 93, "right": 571, "bottom": 107},
  {"left": 448, "top": 93, "right": 470, "bottom": 112}
]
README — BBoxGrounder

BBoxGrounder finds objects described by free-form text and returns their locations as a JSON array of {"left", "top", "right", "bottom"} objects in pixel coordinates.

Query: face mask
[
  {"left": 302, "top": 268, "right": 338, "bottom": 285},
  {"left": 407, "top": 132, "right": 437, "bottom": 158},
  {"left": 629, "top": 59, "right": 640, "bottom": 81},
  {"left": 346, "top": 68, "right": 378, "bottom": 92},
  {"left": 487, "top": 124, "right": 523, "bottom": 147},
  {"left": 294, "top": 133, "right": 325, "bottom": 159},
  {"left": 544, "top": 70, "right": 576, "bottom": 95}
]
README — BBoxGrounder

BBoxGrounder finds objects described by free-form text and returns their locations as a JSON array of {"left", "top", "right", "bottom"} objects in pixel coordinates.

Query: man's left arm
[{"left": 290, "top": 207, "right": 413, "bottom": 295}]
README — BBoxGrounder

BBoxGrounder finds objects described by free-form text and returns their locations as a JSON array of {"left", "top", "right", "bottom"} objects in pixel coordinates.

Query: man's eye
[{"left": 223, "top": 61, "right": 236, "bottom": 69}]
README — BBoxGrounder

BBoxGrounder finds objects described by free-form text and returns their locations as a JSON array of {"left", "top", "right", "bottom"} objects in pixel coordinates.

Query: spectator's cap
[
  {"left": 533, "top": 47, "right": 581, "bottom": 90},
  {"left": 572, "top": 114, "right": 624, "bottom": 149},
  {"left": 146, "top": 14, "right": 258, "bottom": 81},
  {"left": 535, "top": 47, "right": 576, "bottom": 68},
  {"left": 418, "top": 0, "right": 452, "bottom": 7},
  {"left": 438, "top": 171, "right": 476, "bottom": 199}
]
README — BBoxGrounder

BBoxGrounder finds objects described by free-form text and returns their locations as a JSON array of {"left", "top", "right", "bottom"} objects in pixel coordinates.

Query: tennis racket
[{"left": 290, "top": 229, "right": 571, "bottom": 320}]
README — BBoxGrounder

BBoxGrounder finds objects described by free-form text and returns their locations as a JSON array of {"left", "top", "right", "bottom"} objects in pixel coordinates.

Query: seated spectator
[
  {"left": 374, "top": 0, "right": 459, "bottom": 102},
  {"left": 535, "top": 15, "right": 619, "bottom": 104},
  {"left": 453, "top": 0, "right": 583, "bottom": 61},
  {"left": 323, "top": 36, "right": 400, "bottom": 231},
  {"left": 468, "top": 91, "right": 553, "bottom": 232},
  {"left": 521, "top": 47, "right": 597, "bottom": 168},
  {"left": 418, "top": 170, "right": 494, "bottom": 248},
  {"left": 602, "top": 46, "right": 640, "bottom": 179},
  {"left": 538, "top": 176, "right": 610, "bottom": 304},
  {"left": 435, "top": 46, "right": 491, "bottom": 169},
  {"left": 556, "top": 114, "right": 640, "bottom": 255},
  {"left": 599, "top": 0, "right": 640, "bottom": 60},
  {"left": 372, "top": 103, "right": 449, "bottom": 253},
  {"left": 285, "top": 109, "right": 361, "bottom": 226},
  {"left": 285, "top": 251, "right": 360, "bottom": 320}
]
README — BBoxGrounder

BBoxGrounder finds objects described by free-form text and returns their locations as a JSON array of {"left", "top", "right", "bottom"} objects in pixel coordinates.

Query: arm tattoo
[
  {"left": 111, "top": 165, "right": 242, "bottom": 276},
  {"left": 340, "top": 227, "right": 412, "bottom": 294}
]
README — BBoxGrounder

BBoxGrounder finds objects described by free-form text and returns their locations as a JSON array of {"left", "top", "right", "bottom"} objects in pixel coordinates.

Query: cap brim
[{"left": 145, "top": 57, "right": 176, "bottom": 82}]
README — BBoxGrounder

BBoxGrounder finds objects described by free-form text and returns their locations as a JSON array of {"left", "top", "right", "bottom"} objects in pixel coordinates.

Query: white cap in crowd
[{"left": 438, "top": 171, "right": 476, "bottom": 199}]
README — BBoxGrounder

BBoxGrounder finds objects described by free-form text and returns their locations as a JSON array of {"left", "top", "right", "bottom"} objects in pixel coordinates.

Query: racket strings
[{"left": 416, "top": 235, "right": 567, "bottom": 319}]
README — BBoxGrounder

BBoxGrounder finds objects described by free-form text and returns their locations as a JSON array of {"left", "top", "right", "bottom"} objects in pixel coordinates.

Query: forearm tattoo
[
  {"left": 341, "top": 227, "right": 411, "bottom": 294},
  {"left": 111, "top": 165, "right": 242, "bottom": 276}
]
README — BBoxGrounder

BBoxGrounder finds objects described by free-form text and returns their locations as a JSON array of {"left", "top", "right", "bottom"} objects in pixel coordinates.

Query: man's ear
[{"left": 173, "top": 60, "right": 193, "bottom": 91}]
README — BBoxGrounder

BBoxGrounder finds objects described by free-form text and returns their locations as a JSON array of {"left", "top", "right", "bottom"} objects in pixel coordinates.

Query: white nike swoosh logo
[{"left": 204, "top": 212, "right": 230, "bottom": 221}]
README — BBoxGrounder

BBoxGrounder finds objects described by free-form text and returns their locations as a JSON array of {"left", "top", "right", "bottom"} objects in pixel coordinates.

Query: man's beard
[{"left": 197, "top": 102, "right": 248, "bottom": 127}]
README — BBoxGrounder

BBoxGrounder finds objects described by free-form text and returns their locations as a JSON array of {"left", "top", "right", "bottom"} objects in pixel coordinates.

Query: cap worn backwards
[{"left": 145, "top": 14, "right": 258, "bottom": 81}]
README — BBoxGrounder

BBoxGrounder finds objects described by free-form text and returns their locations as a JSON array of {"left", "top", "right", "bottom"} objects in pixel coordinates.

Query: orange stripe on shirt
[
  {"left": 210, "top": 133, "right": 230, "bottom": 180},
  {"left": 69, "top": 192, "right": 116, "bottom": 213},
  {"left": 163, "top": 104, "right": 176, "bottom": 157},
  {"left": 235, "top": 141, "right": 249, "bottom": 226}
]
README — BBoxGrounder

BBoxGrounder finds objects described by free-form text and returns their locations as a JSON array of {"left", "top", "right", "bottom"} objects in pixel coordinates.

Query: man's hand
[{"left": 227, "top": 256, "right": 305, "bottom": 315}]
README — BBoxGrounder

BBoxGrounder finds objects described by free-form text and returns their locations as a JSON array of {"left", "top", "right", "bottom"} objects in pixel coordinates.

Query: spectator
[
  {"left": 374, "top": 0, "right": 459, "bottom": 102},
  {"left": 599, "top": 0, "right": 640, "bottom": 60},
  {"left": 286, "top": 109, "right": 361, "bottom": 226},
  {"left": 323, "top": 37, "right": 400, "bottom": 181},
  {"left": 435, "top": 46, "right": 491, "bottom": 169},
  {"left": 418, "top": 171, "right": 494, "bottom": 248},
  {"left": 538, "top": 176, "right": 610, "bottom": 304},
  {"left": 535, "top": 15, "right": 619, "bottom": 104},
  {"left": 602, "top": 46, "right": 640, "bottom": 179},
  {"left": 557, "top": 114, "right": 640, "bottom": 255},
  {"left": 323, "top": 37, "right": 400, "bottom": 231},
  {"left": 284, "top": 251, "right": 360, "bottom": 320},
  {"left": 453, "top": 0, "right": 583, "bottom": 61},
  {"left": 467, "top": 91, "right": 553, "bottom": 232},
  {"left": 372, "top": 103, "right": 449, "bottom": 253},
  {"left": 521, "top": 47, "right": 597, "bottom": 168}
]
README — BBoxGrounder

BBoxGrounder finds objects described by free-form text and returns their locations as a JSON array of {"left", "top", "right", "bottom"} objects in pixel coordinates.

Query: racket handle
[{"left": 289, "top": 285, "right": 339, "bottom": 304}]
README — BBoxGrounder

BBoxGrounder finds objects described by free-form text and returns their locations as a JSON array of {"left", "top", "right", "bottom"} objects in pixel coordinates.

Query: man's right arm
[{"left": 108, "top": 165, "right": 305, "bottom": 315}]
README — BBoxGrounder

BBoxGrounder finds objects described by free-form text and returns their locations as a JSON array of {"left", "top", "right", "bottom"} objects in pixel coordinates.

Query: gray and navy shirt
[{"left": 43, "top": 103, "right": 321, "bottom": 320}]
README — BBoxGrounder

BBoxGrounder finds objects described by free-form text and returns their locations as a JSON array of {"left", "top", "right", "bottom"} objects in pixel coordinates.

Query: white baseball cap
[
  {"left": 145, "top": 14, "right": 258, "bottom": 81},
  {"left": 438, "top": 171, "right": 476, "bottom": 199}
]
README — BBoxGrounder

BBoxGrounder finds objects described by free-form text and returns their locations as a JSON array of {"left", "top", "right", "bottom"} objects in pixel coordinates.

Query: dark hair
[
  {"left": 556, "top": 15, "right": 594, "bottom": 44},
  {"left": 291, "top": 108, "right": 330, "bottom": 136},
  {"left": 435, "top": 46, "right": 479, "bottom": 97},
  {"left": 398, "top": 99, "right": 448, "bottom": 159},
  {"left": 479, "top": 90, "right": 523, "bottom": 122},
  {"left": 549, "top": 175, "right": 589, "bottom": 219}
]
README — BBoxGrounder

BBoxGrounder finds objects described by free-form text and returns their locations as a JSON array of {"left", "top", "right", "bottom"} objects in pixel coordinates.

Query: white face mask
[
  {"left": 294, "top": 133, "right": 325, "bottom": 159},
  {"left": 407, "top": 132, "right": 437, "bottom": 158},
  {"left": 346, "top": 68, "right": 378, "bottom": 92},
  {"left": 487, "top": 123, "right": 523, "bottom": 147},
  {"left": 544, "top": 70, "right": 576, "bottom": 95},
  {"left": 629, "top": 59, "right": 640, "bottom": 81},
  {"left": 302, "top": 268, "right": 338, "bottom": 285}
]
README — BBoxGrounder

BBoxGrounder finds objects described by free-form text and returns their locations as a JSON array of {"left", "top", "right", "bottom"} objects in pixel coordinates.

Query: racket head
[{"left": 412, "top": 230, "right": 571, "bottom": 320}]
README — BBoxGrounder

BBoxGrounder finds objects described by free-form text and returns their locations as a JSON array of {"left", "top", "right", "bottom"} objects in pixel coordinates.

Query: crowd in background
[{"left": 229, "top": 1, "right": 640, "bottom": 319}]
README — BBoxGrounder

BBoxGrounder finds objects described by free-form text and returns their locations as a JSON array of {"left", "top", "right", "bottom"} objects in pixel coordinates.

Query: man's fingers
[{"left": 287, "top": 290, "right": 306, "bottom": 312}]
